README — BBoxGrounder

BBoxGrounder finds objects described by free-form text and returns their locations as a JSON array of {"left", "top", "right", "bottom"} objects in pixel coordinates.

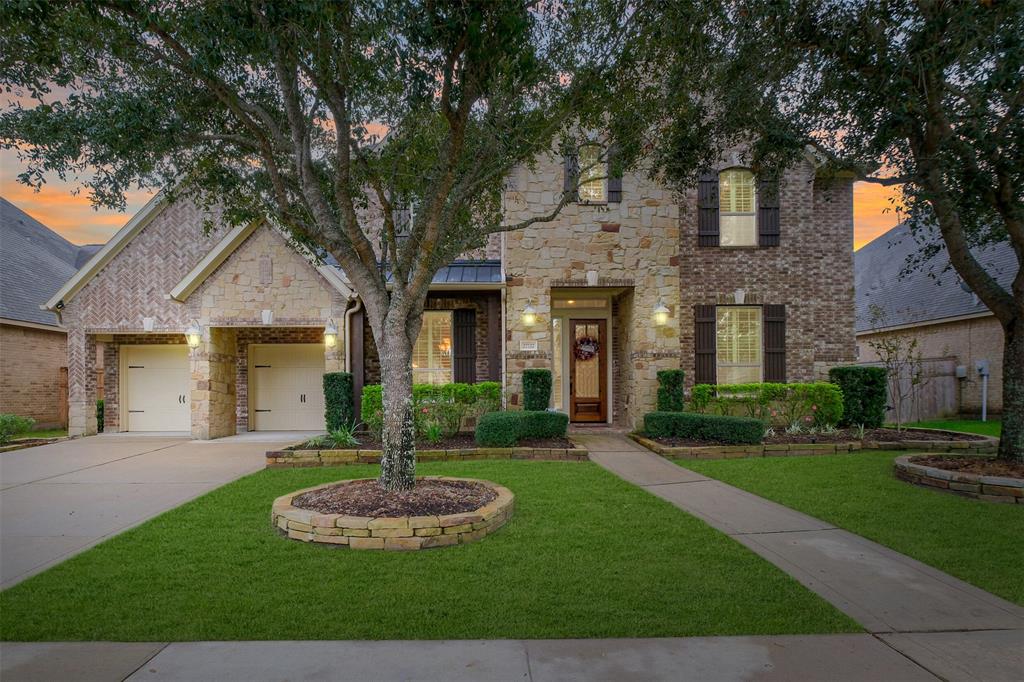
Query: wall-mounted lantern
[
  {"left": 261, "top": 309, "right": 274, "bottom": 325},
  {"left": 521, "top": 300, "right": 538, "bottom": 327},
  {"left": 733, "top": 288, "right": 746, "bottom": 305},
  {"left": 142, "top": 316, "right": 155, "bottom": 332},
  {"left": 653, "top": 299, "right": 670, "bottom": 327},
  {"left": 185, "top": 320, "right": 202, "bottom": 349},
  {"left": 324, "top": 320, "right": 338, "bottom": 349}
]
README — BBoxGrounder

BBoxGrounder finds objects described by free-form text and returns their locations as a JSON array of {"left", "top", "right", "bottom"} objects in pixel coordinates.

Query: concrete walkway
[
  {"left": 0, "top": 434, "right": 285, "bottom": 588},
  {"left": 578, "top": 433, "right": 1024, "bottom": 682}
]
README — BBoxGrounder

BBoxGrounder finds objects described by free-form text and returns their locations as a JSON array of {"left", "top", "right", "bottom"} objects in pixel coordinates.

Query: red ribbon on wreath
[{"left": 573, "top": 336, "right": 600, "bottom": 361}]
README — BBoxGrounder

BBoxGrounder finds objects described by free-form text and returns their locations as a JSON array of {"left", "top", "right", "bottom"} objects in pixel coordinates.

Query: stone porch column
[
  {"left": 67, "top": 329, "right": 97, "bottom": 437},
  {"left": 191, "top": 327, "right": 237, "bottom": 440}
]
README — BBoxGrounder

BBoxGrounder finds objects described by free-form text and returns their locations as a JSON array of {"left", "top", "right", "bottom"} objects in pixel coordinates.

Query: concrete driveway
[{"left": 0, "top": 434, "right": 296, "bottom": 589}]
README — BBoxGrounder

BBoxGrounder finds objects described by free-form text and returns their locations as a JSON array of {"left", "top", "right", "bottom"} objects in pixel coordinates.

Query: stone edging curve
[
  {"left": 266, "top": 445, "right": 587, "bottom": 468},
  {"left": 629, "top": 428, "right": 998, "bottom": 460},
  {"left": 272, "top": 476, "right": 515, "bottom": 550},
  {"left": 893, "top": 456, "right": 1022, "bottom": 504}
]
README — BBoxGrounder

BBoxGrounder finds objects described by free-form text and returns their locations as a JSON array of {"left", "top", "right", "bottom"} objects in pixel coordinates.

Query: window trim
[
  {"left": 412, "top": 310, "right": 454, "bottom": 385},
  {"left": 715, "top": 305, "right": 764, "bottom": 385},
  {"left": 718, "top": 167, "right": 758, "bottom": 248},
  {"left": 577, "top": 143, "right": 608, "bottom": 205}
]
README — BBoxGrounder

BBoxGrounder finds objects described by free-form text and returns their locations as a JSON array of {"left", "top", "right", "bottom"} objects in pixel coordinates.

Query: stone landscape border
[
  {"left": 629, "top": 428, "right": 998, "bottom": 460},
  {"left": 893, "top": 456, "right": 1022, "bottom": 504},
  {"left": 266, "top": 444, "right": 587, "bottom": 468},
  {"left": 0, "top": 436, "right": 70, "bottom": 454},
  {"left": 272, "top": 476, "right": 515, "bottom": 550}
]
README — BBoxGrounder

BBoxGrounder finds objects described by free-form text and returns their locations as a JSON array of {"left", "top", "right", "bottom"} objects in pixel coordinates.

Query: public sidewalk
[{"left": 579, "top": 433, "right": 1024, "bottom": 682}]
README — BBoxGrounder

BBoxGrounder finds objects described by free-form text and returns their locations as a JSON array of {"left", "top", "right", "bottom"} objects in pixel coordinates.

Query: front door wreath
[{"left": 573, "top": 336, "right": 600, "bottom": 361}]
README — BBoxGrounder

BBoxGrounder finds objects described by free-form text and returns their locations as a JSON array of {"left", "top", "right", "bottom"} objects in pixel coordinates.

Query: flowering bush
[
  {"left": 361, "top": 382, "right": 502, "bottom": 439},
  {"left": 689, "top": 382, "right": 843, "bottom": 427}
]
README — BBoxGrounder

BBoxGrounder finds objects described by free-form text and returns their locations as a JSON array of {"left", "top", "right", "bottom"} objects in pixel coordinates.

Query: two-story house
[{"left": 46, "top": 146, "right": 855, "bottom": 438}]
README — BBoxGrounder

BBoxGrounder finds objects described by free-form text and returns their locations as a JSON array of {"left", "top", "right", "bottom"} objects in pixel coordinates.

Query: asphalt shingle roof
[
  {"left": 854, "top": 222, "right": 1018, "bottom": 333},
  {"left": 0, "top": 197, "right": 100, "bottom": 327}
]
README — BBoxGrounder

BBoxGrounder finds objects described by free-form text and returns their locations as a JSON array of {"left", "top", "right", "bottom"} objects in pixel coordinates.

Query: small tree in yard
[
  {"left": 0, "top": 1, "right": 670, "bottom": 490},
  {"left": 865, "top": 306, "right": 930, "bottom": 430},
  {"left": 643, "top": 1, "right": 1023, "bottom": 460}
]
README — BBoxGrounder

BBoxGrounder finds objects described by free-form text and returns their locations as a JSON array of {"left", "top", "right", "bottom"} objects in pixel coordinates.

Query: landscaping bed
[
  {"left": 0, "top": 436, "right": 67, "bottom": 453},
  {"left": 288, "top": 433, "right": 575, "bottom": 451},
  {"left": 0, "top": 462, "right": 856, "bottom": 640},
  {"left": 681, "top": 452, "right": 1024, "bottom": 606},
  {"left": 894, "top": 455, "right": 1022, "bottom": 504}
]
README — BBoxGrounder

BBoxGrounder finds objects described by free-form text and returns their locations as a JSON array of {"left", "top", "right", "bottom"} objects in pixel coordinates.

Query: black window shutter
[
  {"left": 757, "top": 177, "right": 780, "bottom": 247},
  {"left": 453, "top": 308, "right": 477, "bottom": 384},
  {"left": 607, "top": 144, "right": 623, "bottom": 203},
  {"left": 697, "top": 172, "right": 720, "bottom": 247},
  {"left": 563, "top": 151, "right": 579, "bottom": 202},
  {"left": 694, "top": 305, "right": 717, "bottom": 384},
  {"left": 763, "top": 304, "right": 786, "bottom": 382}
]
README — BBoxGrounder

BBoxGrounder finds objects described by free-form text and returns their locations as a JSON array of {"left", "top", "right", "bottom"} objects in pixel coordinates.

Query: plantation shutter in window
[
  {"left": 757, "top": 176, "right": 780, "bottom": 247},
  {"left": 453, "top": 308, "right": 477, "bottom": 384},
  {"left": 607, "top": 143, "right": 623, "bottom": 203},
  {"left": 563, "top": 151, "right": 579, "bottom": 202},
  {"left": 697, "top": 172, "right": 720, "bottom": 246},
  {"left": 694, "top": 305, "right": 717, "bottom": 384},
  {"left": 763, "top": 304, "right": 786, "bottom": 382}
]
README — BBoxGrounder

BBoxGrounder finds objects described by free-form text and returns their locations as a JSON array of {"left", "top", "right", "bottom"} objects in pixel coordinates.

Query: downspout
[{"left": 344, "top": 297, "right": 362, "bottom": 372}]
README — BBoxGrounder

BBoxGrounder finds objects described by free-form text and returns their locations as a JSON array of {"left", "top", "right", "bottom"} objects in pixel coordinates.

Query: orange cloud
[{"left": 853, "top": 181, "right": 905, "bottom": 250}]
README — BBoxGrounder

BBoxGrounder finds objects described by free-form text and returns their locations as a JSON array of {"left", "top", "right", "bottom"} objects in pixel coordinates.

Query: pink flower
[
  {"left": 804, "top": 415, "right": 812, "bottom": 422},
  {"left": 421, "top": 407, "right": 428, "bottom": 414},
  {"left": 770, "top": 410, "right": 778, "bottom": 417},
  {"left": 812, "top": 405, "right": 818, "bottom": 411}
]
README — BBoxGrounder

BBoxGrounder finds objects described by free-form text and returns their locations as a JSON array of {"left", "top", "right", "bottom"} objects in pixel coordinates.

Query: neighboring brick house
[
  {"left": 50, "top": 144, "right": 856, "bottom": 438},
  {"left": 856, "top": 222, "right": 1016, "bottom": 416},
  {"left": 0, "top": 198, "right": 101, "bottom": 428}
]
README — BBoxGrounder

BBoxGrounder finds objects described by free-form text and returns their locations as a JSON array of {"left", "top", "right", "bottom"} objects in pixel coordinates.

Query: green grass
[
  {"left": 0, "top": 462, "right": 856, "bottom": 641},
  {"left": 907, "top": 419, "right": 1001, "bottom": 437},
  {"left": 12, "top": 428, "right": 67, "bottom": 440},
  {"left": 681, "top": 452, "right": 1024, "bottom": 605}
]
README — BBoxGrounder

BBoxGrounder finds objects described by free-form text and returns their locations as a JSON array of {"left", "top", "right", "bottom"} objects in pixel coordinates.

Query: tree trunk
[
  {"left": 998, "top": 316, "right": 1024, "bottom": 461},
  {"left": 378, "top": 327, "right": 417, "bottom": 491}
]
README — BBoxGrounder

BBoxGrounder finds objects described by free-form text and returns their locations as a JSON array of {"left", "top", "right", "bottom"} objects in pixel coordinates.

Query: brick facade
[{"left": 0, "top": 323, "right": 67, "bottom": 428}]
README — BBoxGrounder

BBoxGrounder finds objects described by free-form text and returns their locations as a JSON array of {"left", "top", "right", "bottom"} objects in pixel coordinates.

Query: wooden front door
[{"left": 569, "top": 319, "right": 607, "bottom": 422}]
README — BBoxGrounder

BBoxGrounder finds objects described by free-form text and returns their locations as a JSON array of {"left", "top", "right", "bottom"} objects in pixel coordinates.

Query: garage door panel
[
  {"left": 251, "top": 344, "right": 324, "bottom": 431},
  {"left": 125, "top": 346, "right": 190, "bottom": 432}
]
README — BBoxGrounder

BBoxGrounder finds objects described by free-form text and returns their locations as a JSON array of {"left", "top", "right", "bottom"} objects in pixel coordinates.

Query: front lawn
[
  {"left": 0, "top": 462, "right": 855, "bottom": 641},
  {"left": 11, "top": 428, "right": 67, "bottom": 440},
  {"left": 907, "top": 419, "right": 1001, "bottom": 438},
  {"left": 681, "top": 452, "right": 1024, "bottom": 605}
]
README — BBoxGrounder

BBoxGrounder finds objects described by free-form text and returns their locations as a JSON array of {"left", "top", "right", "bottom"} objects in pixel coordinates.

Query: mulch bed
[
  {"left": 648, "top": 427, "right": 987, "bottom": 448},
  {"left": 292, "top": 433, "right": 576, "bottom": 450},
  {"left": 909, "top": 456, "right": 1024, "bottom": 479},
  {"left": 291, "top": 478, "right": 497, "bottom": 517}
]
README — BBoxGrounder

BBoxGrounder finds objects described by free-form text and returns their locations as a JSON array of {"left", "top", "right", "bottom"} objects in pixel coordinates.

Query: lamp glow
[
  {"left": 324, "top": 320, "right": 338, "bottom": 348},
  {"left": 185, "top": 320, "right": 202, "bottom": 349},
  {"left": 522, "top": 301, "right": 538, "bottom": 327},
  {"left": 653, "top": 299, "right": 670, "bottom": 327}
]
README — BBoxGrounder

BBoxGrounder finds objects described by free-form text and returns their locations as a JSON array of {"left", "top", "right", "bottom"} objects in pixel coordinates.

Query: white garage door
[
  {"left": 250, "top": 344, "right": 325, "bottom": 431},
  {"left": 124, "top": 345, "right": 190, "bottom": 432}
]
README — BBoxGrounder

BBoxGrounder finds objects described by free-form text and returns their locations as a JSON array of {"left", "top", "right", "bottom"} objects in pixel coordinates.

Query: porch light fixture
[
  {"left": 733, "top": 288, "right": 746, "bottom": 305},
  {"left": 323, "top": 320, "right": 338, "bottom": 348},
  {"left": 185, "top": 320, "right": 202, "bottom": 349},
  {"left": 261, "top": 309, "right": 274, "bottom": 325},
  {"left": 142, "top": 316, "right": 155, "bottom": 333},
  {"left": 521, "top": 300, "right": 538, "bottom": 327},
  {"left": 653, "top": 299, "right": 670, "bottom": 327}
]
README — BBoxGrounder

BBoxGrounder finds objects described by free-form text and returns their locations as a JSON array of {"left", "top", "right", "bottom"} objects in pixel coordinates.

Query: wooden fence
[{"left": 855, "top": 357, "right": 959, "bottom": 423}]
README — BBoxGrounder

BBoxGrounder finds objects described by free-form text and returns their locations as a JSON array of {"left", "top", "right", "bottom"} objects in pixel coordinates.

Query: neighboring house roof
[
  {"left": 854, "top": 222, "right": 1018, "bottom": 333},
  {"left": 0, "top": 197, "right": 96, "bottom": 328}
]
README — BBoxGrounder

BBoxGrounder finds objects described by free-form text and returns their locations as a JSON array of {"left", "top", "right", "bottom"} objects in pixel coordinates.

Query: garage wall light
[
  {"left": 324, "top": 320, "right": 338, "bottom": 348},
  {"left": 185, "top": 320, "right": 202, "bottom": 349},
  {"left": 653, "top": 299, "right": 670, "bottom": 327},
  {"left": 521, "top": 300, "right": 538, "bottom": 327}
]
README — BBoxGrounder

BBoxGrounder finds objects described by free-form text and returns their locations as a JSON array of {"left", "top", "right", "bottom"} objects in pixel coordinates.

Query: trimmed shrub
[
  {"left": 475, "top": 410, "right": 569, "bottom": 447},
  {"left": 689, "top": 382, "right": 843, "bottom": 427},
  {"left": 361, "top": 381, "right": 504, "bottom": 439},
  {"left": 323, "top": 372, "right": 354, "bottom": 432},
  {"left": 0, "top": 414, "right": 35, "bottom": 445},
  {"left": 360, "top": 384, "right": 384, "bottom": 435},
  {"left": 656, "top": 369, "right": 685, "bottom": 411},
  {"left": 96, "top": 399, "right": 105, "bottom": 433},
  {"left": 522, "top": 369, "right": 552, "bottom": 411},
  {"left": 829, "top": 366, "right": 888, "bottom": 428},
  {"left": 643, "top": 411, "right": 765, "bottom": 445},
  {"left": 475, "top": 412, "right": 522, "bottom": 447}
]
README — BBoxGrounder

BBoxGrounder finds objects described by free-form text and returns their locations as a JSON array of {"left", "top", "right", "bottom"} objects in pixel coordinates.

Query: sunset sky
[{"left": 1, "top": 147, "right": 903, "bottom": 250}]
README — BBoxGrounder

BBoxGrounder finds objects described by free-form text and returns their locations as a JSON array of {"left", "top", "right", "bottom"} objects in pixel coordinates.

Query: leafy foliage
[
  {"left": 475, "top": 410, "right": 569, "bottom": 447},
  {"left": 0, "top": 414, "right": 36, "bottom": 445},
  {"left": 643, "top": 412, "right": 765, "bottom": 445},
  {"left": 656, "top": 369, "right": 685, "bottom": 412},
  {"left": 322, "top": 372, "right": 354, "bottom": 433},
  {"left": 522, "top": 369, "right": 553, "bottom": 411},
  {"left": 361, "top": 382, "right": 500, "bottom": 440},
  {"left": 828, "top": 367, "right": 887, "bottom": 429},
  {"left": 689, "top": 383, "right": 843, "bottom": 428},
  {"left": 96, "top": 399, "right": 104, "bottom": 433}
]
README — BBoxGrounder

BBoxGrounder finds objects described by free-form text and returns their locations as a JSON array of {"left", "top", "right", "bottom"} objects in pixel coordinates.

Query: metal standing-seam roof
[
  {"left": 0, "top": 197, "right": 102, "bottom": 328},
  {"left": 855, "top": 222, "right": 1018, "bottom": 333}
]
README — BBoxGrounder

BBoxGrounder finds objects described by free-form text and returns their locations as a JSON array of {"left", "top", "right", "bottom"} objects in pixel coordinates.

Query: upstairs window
[
  {"left": 412, "top": 311, "right": 453, "bottom": 385},
  {"left": 716, "top": 306, "right": 762, "bottom": 385},
  {"left": 719, "top": 168, "right": 757, "bottom": 246},
  {"left": 577, "top": 144, "right": 607, "bottom": 203}
]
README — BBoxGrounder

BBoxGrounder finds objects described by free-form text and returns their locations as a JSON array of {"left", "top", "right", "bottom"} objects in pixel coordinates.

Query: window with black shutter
[
  {"left": 762, "top": 304, "right": 786, "bottom": 382},
  {"left": 607, "top": 143, "right": 622, "bottom": 203},
  {"left": 452, "top": 308, "right": 477, "bottom": 384},
  {"left": 694, "top": 304, "right": 717, "bottom": 384},
  {"left": 757, "top": 177, "right": 781, "bottom": 247},
  {"left": 563, "top": 151, "right": 579, "bottom": 202},
  {"left": 697, "top": 173, "right": 720, "bottom": 246}
]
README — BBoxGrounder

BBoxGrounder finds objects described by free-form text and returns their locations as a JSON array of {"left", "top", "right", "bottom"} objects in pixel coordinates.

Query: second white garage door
[
  {"left": 123, "top": 345, "right": 190, "bottom": 432},
  {"left": 250, "top": 344, "right": 325, "bottom": 431}
]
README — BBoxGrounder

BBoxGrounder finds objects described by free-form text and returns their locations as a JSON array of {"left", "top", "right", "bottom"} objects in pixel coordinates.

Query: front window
[
  {"left": 719, "top": 168, "right": 757, "bottom": 246},
  {"left": 716, "top": 306, "right": 762, "bottom": 384},
  {"left": 412, "top": 311, "right": 453, "bottom": 385},
  {"left": 577, "top": 144, "right": 607, "bottom": 203}
]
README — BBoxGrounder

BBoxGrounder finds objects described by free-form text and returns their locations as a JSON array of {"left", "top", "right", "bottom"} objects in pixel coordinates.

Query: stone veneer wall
[
  {"left": 502, "top": 154, "right": 681, "bottom": 428},
  {"left": 677, "top": 158, "right": 857, "bottom": 387},
  {"left": 0, "top": 324, "right": 68, "bottom": 428},
  {"left": 191, "top": 327, "right": 237, "bottom": 439}
]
